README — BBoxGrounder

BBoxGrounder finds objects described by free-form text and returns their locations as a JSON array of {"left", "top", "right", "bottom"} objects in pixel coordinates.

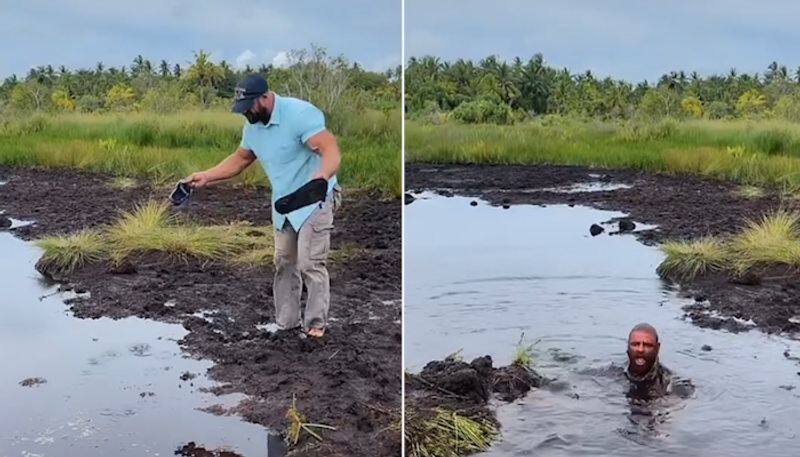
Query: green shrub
[{"left": 450, "top": 98, "right": 514, "bottom": 124}]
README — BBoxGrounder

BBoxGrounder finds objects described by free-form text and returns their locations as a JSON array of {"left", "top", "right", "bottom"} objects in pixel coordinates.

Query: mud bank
[
  {"left": 405, "top": 354, "right": 545, "bottom": 455},
  {"left": 406, "top": 163, "right": 800, "bottom": 336},
  {"left": 0, "top": 166, "right": 401, "bottom": 456}
]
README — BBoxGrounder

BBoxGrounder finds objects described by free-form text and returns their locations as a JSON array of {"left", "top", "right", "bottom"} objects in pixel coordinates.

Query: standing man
[{"left": 184, "top": 74, "right": 341, "bottom": 338}]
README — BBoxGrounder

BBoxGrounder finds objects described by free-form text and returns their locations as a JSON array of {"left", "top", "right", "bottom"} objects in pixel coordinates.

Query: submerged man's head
[{"left": 627, "top": 323, "right": 660, "bottom": 377}]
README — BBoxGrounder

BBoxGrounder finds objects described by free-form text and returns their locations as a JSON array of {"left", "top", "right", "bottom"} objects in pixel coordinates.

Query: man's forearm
[
  {"left": 204, "top": 151, "right": 252, "bottom": 183},
  {"left": 318, "top": 146, "right": 341, "bottom": 180}
]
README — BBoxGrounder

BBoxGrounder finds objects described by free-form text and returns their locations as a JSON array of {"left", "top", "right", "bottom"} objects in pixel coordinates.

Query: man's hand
[{"left": 182, "top": 171, "right": 211, "bottom": 188}]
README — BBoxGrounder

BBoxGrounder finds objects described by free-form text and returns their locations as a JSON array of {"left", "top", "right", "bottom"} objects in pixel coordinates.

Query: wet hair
[{"left": 628, "top": 323, "right": 659, "bottom": 342}]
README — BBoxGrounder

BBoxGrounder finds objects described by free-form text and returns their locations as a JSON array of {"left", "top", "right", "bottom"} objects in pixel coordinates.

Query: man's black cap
[{"left": 231, "top": 74, "right": 269, "bottom": 113}]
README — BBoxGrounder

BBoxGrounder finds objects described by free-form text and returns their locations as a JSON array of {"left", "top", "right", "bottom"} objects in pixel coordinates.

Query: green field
[
  {"left": 406, "top": 118, "right": 800, "bottom": 191},
  {"left": 0, "top": 109, "right": 401, "bottom": 196}
]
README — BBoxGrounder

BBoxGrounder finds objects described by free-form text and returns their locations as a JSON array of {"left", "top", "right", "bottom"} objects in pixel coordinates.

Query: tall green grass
[
  {"left": 406, "top": 118, "right": 800, "bottom": 191},
  {"left": 0, "top": 110, "right": 400, "bottom": 196}
]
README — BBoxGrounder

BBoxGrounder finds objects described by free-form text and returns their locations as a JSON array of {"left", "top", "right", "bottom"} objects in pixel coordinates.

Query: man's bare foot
[{"left": 307, "top": 327, "right": 325, "bottom": 338}]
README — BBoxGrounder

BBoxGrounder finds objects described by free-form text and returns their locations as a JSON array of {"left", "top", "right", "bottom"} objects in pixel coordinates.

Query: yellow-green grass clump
[
  {"left": 35, "top": 200, "right": 276, "bottom": 273},
  {"left": 285, "top": 394, "right": 336, "bottom": 446},
  {"left": 511, "top": 334, "right": 535, "bottom": 369},
  {"left": 728, "top": 210, "right": 800, "bottom": 273},
  {"left": 36, "top": 230, "right": 107, "bottom": 274},
  {"left": 657, "top": 237, "right": 728, "bottom": 281},
  {"left": 405, "top": 408, "right": 497, "bottom": 457},
  {"left": 658, "top": 211, "right": 800, "bottom": 280}
]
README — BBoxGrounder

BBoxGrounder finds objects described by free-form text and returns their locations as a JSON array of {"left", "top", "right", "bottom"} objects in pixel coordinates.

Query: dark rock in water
[
  {"left": 176, "top": 441, "right": 243, "bottom": 457},
  {"left": 404, "top": 193, "right": 416, "bottom": 205},
  {"left": 420, "top": 356, "right": 491, "bottom": 402},
  {"left": 701, "top": 344, "right": 713, "bottom": 351},
  {"left": 470, "top": 200, "right": 478, "bottom": 206},
  {"left": 590, "top": 224, "right": 604, "bottom": 236},
  {"left": 418, "top": 354, "right": 545, "bottom": 403},
  {"left": 0, "top": 215, "right": 11, "bottom": 229},
  {"left": 492, "top": 364, "right": 546, "bottom": 402},
  {"left": 618, "top": 219, "right": 636, "bottom": 232},
  {"left": 19, "top": 377, "right": 47, "bottom": 387},
  {"left": 502, "top": 204, "right": 510, "bottom": 209}
]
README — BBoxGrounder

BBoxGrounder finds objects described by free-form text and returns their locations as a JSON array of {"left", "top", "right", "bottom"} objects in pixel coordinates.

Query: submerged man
[
  {"left": 184, "top": 74, "right": 341, "bottom": 338},
  {"left": 626, "top": 323, "right": 693, "bottom": 400}
]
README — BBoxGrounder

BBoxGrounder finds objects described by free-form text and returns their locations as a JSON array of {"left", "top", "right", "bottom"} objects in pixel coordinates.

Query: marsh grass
[
  {"left": 407, "top": 119, "right": 800, "bottom": 191},
  {"left": 109, "top": 176, "right": 137, "bottom": 189},
  {"left": 511, "top": 333, "right": 535, "bottom": 369},
  {"left": 0, "top": 110, "right": 400, "bottom": 196},
  {"left": 658, "top": 211, "right": 800, "bottom": 280},
  {"left": 405, "top": 408, "right": 497, "bottom": 457},
  {"left": 36, "top": 230, "right": 107, "bottom": 274},
  {"left": 657, "top": 238, "right": 728, "bottom": 281},
  {"left": 285, "top": 394, "right": 337, "bottom": 446},
  {"left": 35, "top": 201, "right": 276, "bottom": 272}
]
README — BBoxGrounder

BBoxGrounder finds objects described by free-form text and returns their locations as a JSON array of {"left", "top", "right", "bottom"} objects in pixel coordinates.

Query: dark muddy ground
[
  {"left": 0, "top": 165, "right": 401, "bottom": 457},
  {"left": 406, "top": 163, "right": 800, "bottom": 336}
]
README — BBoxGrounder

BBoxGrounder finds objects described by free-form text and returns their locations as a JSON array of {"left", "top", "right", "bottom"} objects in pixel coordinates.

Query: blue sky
[
  {"left": 0, "top": 0, "right": 400, "bottom": 79},
  {"left": 406, "top": 0, "right": 800, "bottom": 82}
]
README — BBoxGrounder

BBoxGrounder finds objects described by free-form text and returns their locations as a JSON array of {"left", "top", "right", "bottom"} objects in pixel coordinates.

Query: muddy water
[
  {"left": 0, "top": 233, "right": 271, "bottom": 456},
  {"left": 405, "top": 194, "right": 800, "bottom": 456}
]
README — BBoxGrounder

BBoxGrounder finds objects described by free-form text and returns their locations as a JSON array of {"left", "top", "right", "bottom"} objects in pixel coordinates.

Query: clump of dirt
[
  {"left": 0, "top": 165, "right": 400, "bottom": 457},
  {"left": 180, "top": 371, "right": 198, "bottom": 381},
  {"left": 175, "top": 442, "right": 243, "bottom": 457},
  {"left": 407, "top": 163, "right": 800, "bottom": 336},
  {"left": 405, "top": 354, "right": 546, "bottom": 454},
  {"left": 19, "top": 377, "right": 47, "bottom": 387}
]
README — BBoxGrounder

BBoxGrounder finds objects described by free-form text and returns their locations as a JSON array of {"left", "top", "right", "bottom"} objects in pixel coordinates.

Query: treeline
[
  {"left": 0, "top": 46, "right": 400, "bottom": 117},
  {"left": 406, "top": 54, "right": 800, "bottom": 124}
]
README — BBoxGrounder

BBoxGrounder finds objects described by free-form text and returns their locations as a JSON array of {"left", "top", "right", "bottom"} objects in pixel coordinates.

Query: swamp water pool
[
  {"left": 0, "top": 232, "right": 278, "bottom": 457},
  {"left": 405, "top": 194, "right": 800, "bottom": 457}
]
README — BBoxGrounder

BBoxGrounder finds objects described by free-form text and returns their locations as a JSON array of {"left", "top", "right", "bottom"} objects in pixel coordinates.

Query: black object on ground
[
  {"left": 404, "top": 193, "right": 416, "bottom": 205},
  {"left": 274, "top": 178, "right": 328, "bottom": 214},
  {"left": 590, "top": 224, "right": 604, "bottom": 236},
  {"left": 470, "top": 200, "right": 478, "bottom": 206},
  {"left": 619, "top": 219, "right": 636, "bottom": 232},
  {"left": 0, "top": 215, "right": 11, "bottom": 229},
  {"left": 170, "top": 181, "right": 192, "bottom": 206}
]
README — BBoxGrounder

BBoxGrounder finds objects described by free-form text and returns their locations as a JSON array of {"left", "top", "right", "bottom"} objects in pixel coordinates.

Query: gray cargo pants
[{"left": 273, "top": 188, "right": 341, "bottom": 331}]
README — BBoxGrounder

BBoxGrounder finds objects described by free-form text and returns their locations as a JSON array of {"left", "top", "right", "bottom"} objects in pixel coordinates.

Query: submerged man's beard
[
  {"left": 245, "top": 108, "right": 271, "bottom": 125},
  {"left": 627, "top": 349, "right": 658, "bottom": 376}
]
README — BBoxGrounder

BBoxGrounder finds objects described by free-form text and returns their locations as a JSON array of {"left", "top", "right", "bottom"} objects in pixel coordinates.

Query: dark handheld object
[
  {"left": 274, "top": 178, "right": 328, "bottom": 214},
  {"left": 169, "top": 181, "right": 192, "bottom": 206}
]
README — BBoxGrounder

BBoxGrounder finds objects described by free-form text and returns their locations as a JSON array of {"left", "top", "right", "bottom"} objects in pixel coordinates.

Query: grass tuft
[
  {"left": 511, "top": 333, "right": 535, "bottom": 369},
  {"left": 285, "top": 394, "right": 337, "bottom": 447},
  {"left": 405, "top": 408, "right": 497, "bottom": 457},
  {"left": 35, "top": 230, "right": 107, "bottom": 274},
  {"left": 657, "top": 237, "right": 728, "bottom": 280},
  {"left": 658, "top": 211, "right": 800, "bottom": 280}
]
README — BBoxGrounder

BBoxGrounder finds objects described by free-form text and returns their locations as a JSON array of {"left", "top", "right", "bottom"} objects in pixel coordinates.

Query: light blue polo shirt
[{"left": 239, "top": 95, "right": 338, "bottom": 230}]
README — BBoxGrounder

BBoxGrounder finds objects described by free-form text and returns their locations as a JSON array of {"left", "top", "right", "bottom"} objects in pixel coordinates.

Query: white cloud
[
  {"left": 235, "top": 49, "right": 256, "bottom": 68},
  {"left": 272, "top": 51, "right": 290, "bottom": 68}
]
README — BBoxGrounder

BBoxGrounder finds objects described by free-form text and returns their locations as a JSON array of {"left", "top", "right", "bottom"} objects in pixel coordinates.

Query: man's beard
[
  {"left": 245, "top": 108, "right": 271, "bottom": 125},
  {"left": 627, "top": 350, "right": 658, "bottom": 377}
]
